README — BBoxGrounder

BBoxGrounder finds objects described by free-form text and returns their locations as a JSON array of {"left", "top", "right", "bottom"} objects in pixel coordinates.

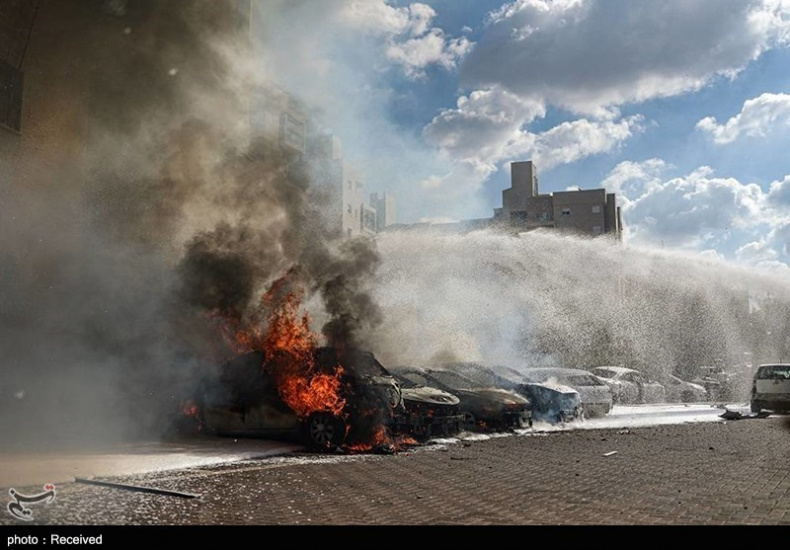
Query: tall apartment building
[
  {"left": 370, "top": 192, "right": 396, "bottom": 231},
  {"left": 302, "top": 134, "right": 378, "bottom": 239}
]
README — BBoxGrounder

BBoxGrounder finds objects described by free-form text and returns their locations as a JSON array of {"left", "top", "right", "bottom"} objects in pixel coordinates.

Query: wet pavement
[{"left": 1, "top": 412, "right": 788, "bottom": 525}]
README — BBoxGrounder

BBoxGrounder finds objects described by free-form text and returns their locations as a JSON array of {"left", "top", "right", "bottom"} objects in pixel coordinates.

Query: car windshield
[
  {"left": 342, "top": 350, "right": 390, "bottom": 377},
  {"left": 756, "top": 365, "right": 790, "bottom": 379},
  {"left": 593, "top": 368, "right": 617, "bottom": 379},
  {"left": 391, "top": 372, "right": 419, "bottom": 388},
  {"left": 564, "top": 374, "right": 606, "bottom": 387},
  {"left": 426, "top": 370, "right": 477, "bottom": 390}
]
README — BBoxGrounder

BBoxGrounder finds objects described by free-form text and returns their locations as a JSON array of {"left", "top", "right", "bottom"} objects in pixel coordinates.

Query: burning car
[
  {"left": 195, "top": 347, "right": 404, "bottom": 451},
  {"left": 591, "top": 366, "right": 666, "bottom": 404},
  {"left": 389, "top": 371, "right": 465, "bottom": 440},
  {"left": 521, "top": 368, "right": 613, "bottom": 418},
  {"left": 440, "top": 362, "right": 582, "bottom": 424},
  {"left": 392, "top": 367, "right": 532, "bottom": 431}
]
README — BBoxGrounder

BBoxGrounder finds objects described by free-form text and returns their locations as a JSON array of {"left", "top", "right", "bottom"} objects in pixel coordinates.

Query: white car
[
  {"left": 591, "top": 366, "right": 666, "bottom": 404},
  {"left": 751, "top": 364, "right": 790, "bottom": 414},
  {"left": 663, "top": 375, "right": 707, "bottom": 403}
]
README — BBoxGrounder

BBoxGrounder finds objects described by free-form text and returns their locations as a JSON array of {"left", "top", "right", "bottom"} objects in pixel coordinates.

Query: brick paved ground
[{"left": 1, "top": 416, "right": 788, "bottom": 526}]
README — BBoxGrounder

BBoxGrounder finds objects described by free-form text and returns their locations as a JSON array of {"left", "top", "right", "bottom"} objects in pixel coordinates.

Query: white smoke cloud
[{"left": 697, "top": 92, "right": 790, "bottom": 144}]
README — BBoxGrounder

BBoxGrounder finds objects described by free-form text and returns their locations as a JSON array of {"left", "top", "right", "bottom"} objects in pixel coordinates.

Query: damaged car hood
[{"left": 400, "top": 386, "right": 460, "bottom": 405}]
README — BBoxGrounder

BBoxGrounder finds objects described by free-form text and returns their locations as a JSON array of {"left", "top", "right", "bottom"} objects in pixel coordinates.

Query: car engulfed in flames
[{"left": 196, "top": 347, "right": 407, "bottom": 452}]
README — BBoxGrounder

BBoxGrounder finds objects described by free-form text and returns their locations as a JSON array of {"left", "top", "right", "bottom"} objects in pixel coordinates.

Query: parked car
[
  {"left": 439, "top": 362, "right": 582, "bottom": 424},
  {"left": 750, "top": 363, "right": 790, "bottom": 414},
  {"left": 392, "top": 367, "right": 532, "bottom": 431},
  {"left": 196, "top": 347, "right": 405, "bottom": 451},
  {"left": 521, "top": 368, "right": 613, "bottom": 417},
  {"left": 663, "top": 374, "right": 707, "bottom": 403},
  {"left": 591, "top": 366, "right": 666, "bottom": 404},
  {"left": 692, "top": 365, "right": 737, "bottom": 401},
  {"left": 389, "top": 371, "right": 465, "bottom": 440}
]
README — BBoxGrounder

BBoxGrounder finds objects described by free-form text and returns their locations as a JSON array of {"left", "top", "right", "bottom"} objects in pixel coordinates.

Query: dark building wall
[{"left": 552, "top": 188, "right": 607, "bottom": 235}]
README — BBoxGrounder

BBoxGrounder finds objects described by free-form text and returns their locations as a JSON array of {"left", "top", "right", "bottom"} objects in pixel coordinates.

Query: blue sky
[{"left": 257, "top": 0, "right": 790, "bottom": 273}]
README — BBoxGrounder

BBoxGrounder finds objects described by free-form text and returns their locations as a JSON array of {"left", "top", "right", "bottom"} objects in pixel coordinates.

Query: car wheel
[
  {"left": 750, "top": 401, "right": 762, "bottom": 414},
  {"left": 515, "top": 411, "right": 532, "bottom": 429},
  {"left": 462, "top": 412, "right": 476, "bottom": 430},
  {"left": 303, "top": 412, "right": 345, "bottom": 452}
]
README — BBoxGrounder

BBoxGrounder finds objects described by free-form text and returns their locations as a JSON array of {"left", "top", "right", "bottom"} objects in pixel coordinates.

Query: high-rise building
[
  {"left": 370, "top": 192, "right": 396, "bottom": 231},
  {"left": 303, "top": 134, "right": 377, "bottom": 239}
]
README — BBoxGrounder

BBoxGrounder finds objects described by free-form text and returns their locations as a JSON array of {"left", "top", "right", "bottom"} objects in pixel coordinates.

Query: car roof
[
  {"left": 592, "top": 366, "right": 634, "bottom": 374},
  {"left": 523, "top": 367, "right": 595, "bottom": 378}
]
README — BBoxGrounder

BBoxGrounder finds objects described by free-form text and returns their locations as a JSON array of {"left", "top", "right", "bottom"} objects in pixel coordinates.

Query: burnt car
[
  {"left": 393, "top": 367, "right": 532, "bottom": 431},
  {"left": 522, "top": 367, "right": 613, "bottom": 418},
  {"left": 443, "top": 362, "right": 582, "bottom": 424},
  {"left": 591, "top": 366, "right": 666, "bottom": 404},
  {"left": 196, "top": 347, "right": 404, "bottom": 451},
  {"left": 389, "top": 370, "right": 465, "bottom": 440}
]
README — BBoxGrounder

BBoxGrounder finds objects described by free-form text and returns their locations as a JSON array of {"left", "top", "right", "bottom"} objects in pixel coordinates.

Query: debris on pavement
[
  {"left": 75, "top": 478, "right": 200, "bottom": 499},
  {"left": 719, "top": 410, "right": 770, "bottom": 420},
  {"left": 603, "top": 451, "right": 618, "bottom": 457}
]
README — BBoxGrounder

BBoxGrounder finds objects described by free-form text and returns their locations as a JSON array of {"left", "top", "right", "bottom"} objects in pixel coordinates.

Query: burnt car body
[
  {"left": 591, "top": 366, "right": 666, "bottom": 404},
  {"left": 497, "top": 366, "right": 583, "bottom": 423},
  {"left": 196, "top": 347, "right": 404, "bottom": 451},
  {"left": 442, "top": 362, "right": 582, "bottom": 424},
  {"left": 389, "top": 371, "right": 465, "bottom": 440},
  {"left": 522, "top": 367, "right": 613, "bottom": 418},
  {"left": 393, "top": 367, "right": 532, "bottom": 431}
]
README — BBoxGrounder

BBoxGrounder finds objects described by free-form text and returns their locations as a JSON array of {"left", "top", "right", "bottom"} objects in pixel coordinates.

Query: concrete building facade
[
  {"left": 303, "top": 134, "right": 379, "bottom": 239},
  {"left": 495, "top": 161, "right": 622, "bottom": 239}
]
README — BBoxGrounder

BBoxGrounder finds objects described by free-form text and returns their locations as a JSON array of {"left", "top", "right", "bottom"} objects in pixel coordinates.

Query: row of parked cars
[
  {"left": 590, "top": 366, "right": 708, "bottom": 405},
  {"left": 192, "top": 348, "right": 721, "bottom": 452}
]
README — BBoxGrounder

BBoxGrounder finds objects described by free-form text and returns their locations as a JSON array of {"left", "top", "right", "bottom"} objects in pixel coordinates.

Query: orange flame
[
  {"left": 208, "top": 272, "right": 411, "bottom": 453},
  {"left": 261, "top": 286, "right": 347, "bottom": 419}
]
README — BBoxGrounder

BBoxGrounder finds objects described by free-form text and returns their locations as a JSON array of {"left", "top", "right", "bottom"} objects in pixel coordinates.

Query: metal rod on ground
[{"left": 74, "top": 478, "right": 199, "bottom": 499}]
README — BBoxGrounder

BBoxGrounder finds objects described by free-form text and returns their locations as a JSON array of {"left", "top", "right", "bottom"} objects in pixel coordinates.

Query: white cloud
[
  {"left": 606, "top": 160, "right": 788, "bottom": 264},
  {"left": 602, "top": 163, "right": 790, "bottom": 274},
  {"left": 767, "top": 175, "right": 790, "bottom": 207},
  {"left": 459, "top": 0, "right": 790, "bottom": 115},
  {"left": 339, "top": 1, "right": 473, "bottom": 78},
  {"left": 697, "top": 92, "right": 790, "bottom": 144},
  {"left": 424, "top": 86, "right": 642, "bottom": 174},
  {"left": 529, "top": 116, "right": 644, "bottom": 170},
  {"left": 386, "top": 29, "right": 473, "bottom": 78}
]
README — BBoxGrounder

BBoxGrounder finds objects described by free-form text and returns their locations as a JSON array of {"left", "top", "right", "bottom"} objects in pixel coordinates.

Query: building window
[
  {"left": 561, "top": 208, "right": 571, "bottom": 216},
  {"left": 592, "top": 205, "right": 601, "bottom": 214}
]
